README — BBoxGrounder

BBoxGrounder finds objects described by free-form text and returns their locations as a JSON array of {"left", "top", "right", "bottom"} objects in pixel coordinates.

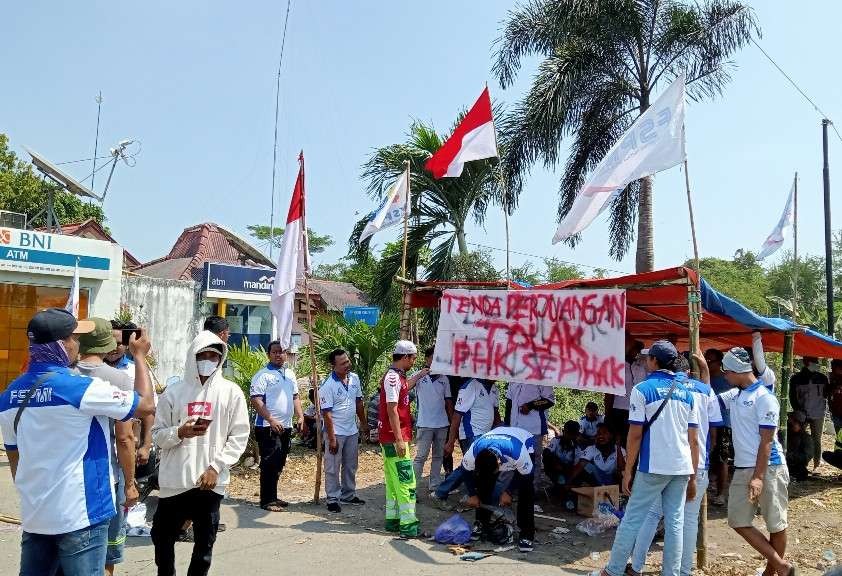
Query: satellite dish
[{"left": 23, "top": 146, "right": 102, "bottom": 201}]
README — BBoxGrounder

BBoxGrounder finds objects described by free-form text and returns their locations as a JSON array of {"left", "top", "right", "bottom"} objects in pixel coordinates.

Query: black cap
[
  {"left": 641, "top": 340, "right": 679, "bottom": 365},
  {"left": 27, "top": 308, "right": 95, "bottom": 344}
]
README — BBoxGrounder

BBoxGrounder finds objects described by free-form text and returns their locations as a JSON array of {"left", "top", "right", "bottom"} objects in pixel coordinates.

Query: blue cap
[{"left": 641, "top": 340, "right": 678, "bottom": 365}]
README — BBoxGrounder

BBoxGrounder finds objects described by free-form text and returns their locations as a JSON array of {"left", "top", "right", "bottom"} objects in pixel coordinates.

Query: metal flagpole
[
  {"left": 298, "top": 152, "right": 323, "bottom": 503},
  {"left": 487, "top": 85, "right": 510, "bottom": 281},
  {"left": 823, "top": 119, "right": 834, "bottom": 337},
  {"left": 683, "top": 159, "right": 707, "bottom": 570},
  {"left": 400, "top": 160, "right": 411, "bottom": 339},
  {"left": 92, "top": 92, "right": 103, "bottom": 192},
  {"left": 793, "top": 172, "right": 799, "bottom": 322}
]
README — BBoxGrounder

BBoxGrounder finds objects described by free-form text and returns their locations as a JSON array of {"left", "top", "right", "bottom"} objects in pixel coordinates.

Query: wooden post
[
  {"left": 778, "top": 331, "right": 795, "bottom": 450},
  {"left": 298, "top": 152, "right": 324, "bottom": 503}
]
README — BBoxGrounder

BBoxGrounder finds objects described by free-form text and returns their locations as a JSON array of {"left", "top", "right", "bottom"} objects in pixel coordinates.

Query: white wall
[{"left": 121, "top": 274, "right": 202, "bottom": 382}]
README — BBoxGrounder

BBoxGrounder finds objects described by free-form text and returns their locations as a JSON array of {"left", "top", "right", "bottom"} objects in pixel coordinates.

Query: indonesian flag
[
  {"left": 271, "top": 152, "right": 310, "bottom": 348},
  {"left": 64, "top": 261, "right": 80, "bottom": 318},
  {"left": 757, "top": 178, "right": 796, "bottom": 260},
  {"left": 425, "top": 87, "right": 498, "bottom": 179}
]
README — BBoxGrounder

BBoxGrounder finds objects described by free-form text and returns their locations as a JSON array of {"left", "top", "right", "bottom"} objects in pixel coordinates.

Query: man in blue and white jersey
[
  {"left": 461, "top": 426, "right": 535, "bottom": 553},
  {"left": 250, "top": 340, "right": 304, "bottom": 511},
  {"left": 0, "top": 308, "right": 156, "bottom": 575},
  {"left": 629, "top": 352, "right": 724, "bottom": 575},
  {"left": 594, "top": 340, "right": 699, "bottom": 576},
  {"left": 719, "top": 347, "right": 794, "bottom": 576}
]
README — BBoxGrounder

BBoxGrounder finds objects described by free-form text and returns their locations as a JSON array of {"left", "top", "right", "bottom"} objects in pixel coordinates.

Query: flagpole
[
  {"left": 487, "top": 85, "right": 510, "bottom": 281},
  {"left": 298, "top": 151, "right": 324, "bottom": 503},
  {"left": 400, "top": 160, "right": 411, "bottom": 339},
  {"left": 793, "top": 172, "right": 799, "bottom": 322}
]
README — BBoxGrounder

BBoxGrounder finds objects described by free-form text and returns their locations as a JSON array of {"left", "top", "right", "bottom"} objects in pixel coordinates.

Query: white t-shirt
[
  {"left": 546, "top": 436, "right": 576, "bottom": 466},
  {"left": 684, "top": 378, "right": 724, "bottom": 470},
  {"left": 575, "top": 445, "right": 588, "bottom": 463},
  {"left": 415, "top": 373, "right": 451, "bottom": 429},
  {"left": 319, "top": 372, "right": 363, "bottom": 436},
  {"left": 506, "top": 382, "right": 554, "bottom": 435},
  {"left": 0, "top": 367, "right": 138, "bottom": 535},
  {"left": 615, "top": 359, "right": 647, "bottom": 410},
  {"left": 578, "top": 415, "right": 605, "bottom": 439},
  {"left": 454, "top": 379, "right": 499, "bottom": 440},
  {"left": 628, "top": 371, "right": 698, "bottom": 475},
  {"left": 250, "top": 365, "right": 298, "bottom": 428},
  {"left": 720, "top": 381, "right": 784, "bottom": 468},
  {"left": 581, "top": 444, "right": 626, "bottom": 477},
  {"left": 461, "top": 426, "right": 534, "bottom": 475}
]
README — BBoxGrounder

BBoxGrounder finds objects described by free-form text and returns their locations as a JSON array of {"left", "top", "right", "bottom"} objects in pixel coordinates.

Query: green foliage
[
  {"left": 227, "top": 341, "right": 268, "bottom": 415},
  {"left": 510, "top": 261, "right": 542, "bottom": 285},
  {"left": 494, "top": 0, "right": 759, "bottom": 265},
  {"left": 543, "top": 259, "right": 585, "bottom": 283},
  {"left": 0, "top": 133, "right": 106, "bottom": 227},
  {"left": 247, "top": 224, "right": 333, "bottom": 254},
  {"left": 306, "top": 313, "right": 400, "bottom": 394},
  {"left": 351, "top": 120, "right": 501, "bottom": 307},
  {"left": 450, "top": 249, "right": 500, "bottom": 282},
  {"left": 693, "top": 251, "right": 770, "bottom": 315}
]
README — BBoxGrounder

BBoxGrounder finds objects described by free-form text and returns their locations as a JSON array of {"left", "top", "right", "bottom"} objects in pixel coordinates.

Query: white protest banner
[{"left": 431, "top": 288, "right": 626, "bottom": 394}]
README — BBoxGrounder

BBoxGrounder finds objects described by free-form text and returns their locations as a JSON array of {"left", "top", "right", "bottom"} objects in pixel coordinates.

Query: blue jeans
[
  {"left": 630, "top": 470, "right": 709, "bottom": 576},
  {"left": 20, "top": 519, "right": 110, "bottom": 576},
  {"left": 435, "top": 466, "right": 510, "bottom": 504},
  {"left": 106, "top": 470, "right": 126, "bottom": 566},
  {"left": 605, "top": 472, "right": 690, "bottom": 576}
]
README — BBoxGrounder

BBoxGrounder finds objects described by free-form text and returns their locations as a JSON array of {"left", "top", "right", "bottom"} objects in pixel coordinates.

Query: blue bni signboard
[
  {"left": 343, "top": 306, "right": 380, "bottom": 326},
  {"left": 204, "top": 262, "right": 275, "bottom": 295}
]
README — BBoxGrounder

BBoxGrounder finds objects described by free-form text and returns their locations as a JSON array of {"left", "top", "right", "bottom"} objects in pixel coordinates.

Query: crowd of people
[{"left": 2, "top": 307, "right": 842, "bottom": 576}]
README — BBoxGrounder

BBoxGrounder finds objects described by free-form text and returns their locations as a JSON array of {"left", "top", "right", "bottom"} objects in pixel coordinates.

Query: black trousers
[
  {"left": 255, "top": 426, "right": 291, "bottom": 506},
  {"left": 476, "top": 471, "right": 535, "bottom": 541},
  {"left": 151, "top": 488, "right": 223, "bottom": 576}
]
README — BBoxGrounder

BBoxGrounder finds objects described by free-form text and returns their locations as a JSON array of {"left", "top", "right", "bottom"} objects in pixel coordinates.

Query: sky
[{"left": 3, "top": 1, "right": 842, "bottom": 278}]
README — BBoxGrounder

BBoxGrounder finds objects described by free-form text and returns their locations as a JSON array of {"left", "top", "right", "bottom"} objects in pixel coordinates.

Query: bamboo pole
[
  {"left": 488, "top": 90, "right": 511, "bottom": 281},
  {"left": 779, "top": 331, "right": 795, "bottom": 450},
  {"left": 793, "top": 172, "right": 799, "bottom": 322},
  {"left": 298, "top": 152, "right": 323, "bottom": 503},
  {"left": 400, "top": 160, "right": 412, "bottom": 339}
]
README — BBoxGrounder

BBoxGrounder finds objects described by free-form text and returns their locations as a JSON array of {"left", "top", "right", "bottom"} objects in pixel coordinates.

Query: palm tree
[
  {"left": 350, "top": 121, "right": 499, "bottom": 304},
  {"left": 494, "top": 0, "right": 759, "bottom": 272}
]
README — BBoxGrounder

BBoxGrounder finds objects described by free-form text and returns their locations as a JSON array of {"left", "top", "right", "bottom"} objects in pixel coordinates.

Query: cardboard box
[{"left": 570, "top": 485, "right": 620, "bottom": 517}]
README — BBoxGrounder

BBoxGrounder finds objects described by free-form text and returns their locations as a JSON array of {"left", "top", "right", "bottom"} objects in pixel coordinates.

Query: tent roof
[{"left": 411, "top": 267, "right": 842, "bottom": 358}]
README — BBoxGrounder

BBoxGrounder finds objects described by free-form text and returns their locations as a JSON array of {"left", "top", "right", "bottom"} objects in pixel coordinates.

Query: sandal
[
  {"left": 625, "top": 564, "right": 641, "bottom": 576},
  {"left": 261, "top": 502, "right": 285, "bottom": 512}
]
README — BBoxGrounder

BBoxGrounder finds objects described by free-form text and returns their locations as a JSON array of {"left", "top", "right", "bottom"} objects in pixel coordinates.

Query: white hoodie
[{"left": 152, "top": 330, "right": 250, "bottom": 498}]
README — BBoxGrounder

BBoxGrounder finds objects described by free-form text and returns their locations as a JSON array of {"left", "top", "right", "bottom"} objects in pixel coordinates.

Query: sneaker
[
  {"left": 432, "top": 496, "right": 454, "bottom": 511},
  {"left": 217, "top": 522, "right": 227, "bottom": 532},
  {"left": 177, "top": 526, "right": 194, "bottom": 542},
  {"left": 518, "top": 538, "right": 534, "bottom": 553},
  {"left": 327, "top": 502, "right": 342, "bottom": 513},
  {"left": 533, "top": 504, "right": 544, "bottom": 513},
  {"left": 710, "top": 494, "right": 726, "bottom": 507},
  {"left": 471, "top": 521, "right": 483, "bottom": 541},
  {"left": 340, "top": 497, "right": 366, "bottom": 506}
]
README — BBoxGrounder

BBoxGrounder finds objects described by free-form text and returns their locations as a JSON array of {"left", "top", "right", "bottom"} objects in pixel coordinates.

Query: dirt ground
[{"left": 228, "top": 438, "right": 842, "bottom": 575}]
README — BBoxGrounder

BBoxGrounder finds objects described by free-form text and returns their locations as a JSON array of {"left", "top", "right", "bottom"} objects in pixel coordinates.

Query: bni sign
[
  {"left": 204, "top": 262, "right": 275, "bottom": 296},
  {"left": 343, "top": 306, "right": 380, "bottom": 327}
]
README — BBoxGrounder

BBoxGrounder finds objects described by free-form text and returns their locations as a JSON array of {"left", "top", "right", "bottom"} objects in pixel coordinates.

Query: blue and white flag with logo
[
  {"left": 757, "top": 178, "right": 795, "bottom": 260},
  {"left": 553, "top": 74, "right": 686, "bottom": 244},
  {"left": 359, "top": 167, "right": 410, "bottom": 243}
]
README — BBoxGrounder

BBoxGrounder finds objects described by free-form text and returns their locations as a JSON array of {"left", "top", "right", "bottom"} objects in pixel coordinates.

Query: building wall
[{"left": 122, "top": 274, "right": 202, "bottom": 382}]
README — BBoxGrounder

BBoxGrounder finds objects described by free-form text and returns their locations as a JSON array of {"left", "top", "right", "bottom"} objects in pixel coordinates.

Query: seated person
[
  {"left": 543, "top": 420, "right": 580, "bottom": 486},
  {"left": 301, "top": 388, "right": 318, "bottom": 449},
  {"left": 574, "top": 430, "right": 591, "bottom": 463},
  {"left": 786, "top": 411, "right": 811, "bottom": 481},
  {"left": 462, "top": 426, "right": 536, "bottom": 553},
  {"left": 578, "top": 401, "right": 604, "bottom": 445},
  {"left": 822, "top": 426, "right": 842, "bottom": 471},
  {"left": 567, "top": 423, "right": 625, "bottom": 486}
]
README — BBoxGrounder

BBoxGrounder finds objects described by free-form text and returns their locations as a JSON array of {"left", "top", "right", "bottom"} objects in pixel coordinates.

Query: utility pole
[
  {"left": 92, "top": 92, "right": 103, "bottom": 192},
  {"left": 823, "top": 119, "right": 834, "bottom": 337}
]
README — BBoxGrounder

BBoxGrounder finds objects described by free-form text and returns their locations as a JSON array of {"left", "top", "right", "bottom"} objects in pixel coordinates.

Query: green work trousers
[{"left": 381, "top": 443, "right": 418, "bottom": 537}]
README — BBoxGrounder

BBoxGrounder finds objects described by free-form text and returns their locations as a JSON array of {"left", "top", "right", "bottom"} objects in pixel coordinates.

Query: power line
[
  {"left": 751, "top": 38, "right": 842, "bottom": 144},
  {"left": 56, "top": 154, "right": 112, "bottom": 166},
  {"left": 466, "top": 241, "right": 629, "bottom": 275},
  {"left": 269, "top": 0, "right": 293, "bottom": 258}
]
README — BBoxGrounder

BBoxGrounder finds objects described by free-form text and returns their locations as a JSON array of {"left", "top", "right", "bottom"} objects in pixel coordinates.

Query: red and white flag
[
  {"left": 425, "top": 87, "right": 498, "bottom": 179},
  {"left": 271, "top": 152, "right": 311, "bottom": 348}
]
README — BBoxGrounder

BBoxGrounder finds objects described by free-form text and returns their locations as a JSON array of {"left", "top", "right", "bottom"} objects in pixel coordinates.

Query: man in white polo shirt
[
  {"left": 719, "top": 347, "right": 794, "bottom": 576},
  {"left": 320, "top": 348, "right": 367, "bottom": 513},
  {"left": 505, "top": 381, "right": 554, "bottom": 488},
  {"left": 250, "top": 340, "right": 305, "bottom": 511},
  {"left": 592, "top": 340, "right": 699, "bottom": 576},
  {"left": 413, "top": 347, "right": 453, "bottom": 494}
]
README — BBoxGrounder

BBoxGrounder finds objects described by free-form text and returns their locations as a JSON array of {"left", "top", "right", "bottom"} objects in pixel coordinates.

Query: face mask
[
  {"left": 808, "top": 362, "right": 820, "bottom": 373},
  {"left": 197, "top": 359, "right": 219, "bottom": 377}
]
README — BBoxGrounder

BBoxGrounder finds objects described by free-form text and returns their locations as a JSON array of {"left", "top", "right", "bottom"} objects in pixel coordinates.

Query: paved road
[{"left": 0, "top": 456, "right": 584, "bottom": 575}]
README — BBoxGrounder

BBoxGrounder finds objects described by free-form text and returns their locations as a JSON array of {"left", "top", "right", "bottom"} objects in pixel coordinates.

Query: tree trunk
[
  {"left": 456, "top": 228, "right": 468, "bottom": 255},
  {"left": 634, "top": 87, "right": 654, "bottom": 273},
  {"left": 635, "top": 176, "right": 655, "bottom": 272}
]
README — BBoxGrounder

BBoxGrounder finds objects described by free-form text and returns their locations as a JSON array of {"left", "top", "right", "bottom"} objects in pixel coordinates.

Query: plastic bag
[
  {"left": 126, "top": 503, "right": 148, "bottom": 529},
  {"left": 434, "top": 514, "right": 472, "bottom": 544},
  {"left": 576, "top": 514, "right": 620, "bottom": 537}
]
